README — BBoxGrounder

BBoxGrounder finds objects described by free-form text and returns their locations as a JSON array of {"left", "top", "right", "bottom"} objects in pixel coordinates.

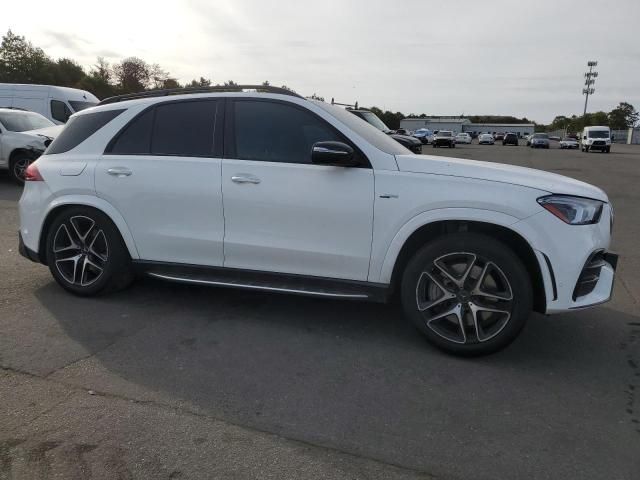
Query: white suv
[{"left": 18, "top": 86, "right": 618, "bottom": 355}]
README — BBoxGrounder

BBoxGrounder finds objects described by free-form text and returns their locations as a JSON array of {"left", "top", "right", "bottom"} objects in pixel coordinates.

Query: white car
[
  {"left": 478, "top": 133, "right": 495, "bottom": 145},
  {"left": 455, "top": 133, "right": 472, "bottom": 144},
  {"left": 559, "top": 137, "right": 579, "bottom": 149},
  {"left": 0, "top": 108, "right": 63, "bottom": 183},
  {"left": 18, "top": 86, "right": 617, "bottom": 356}
]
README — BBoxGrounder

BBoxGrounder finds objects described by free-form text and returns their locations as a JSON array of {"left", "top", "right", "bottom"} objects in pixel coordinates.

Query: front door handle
[
  {"left": 231, "top": 174, "right": 261, "bottom": 184},
  {"left": 107, "top": 167, "right": 132, "bottom": 177}
]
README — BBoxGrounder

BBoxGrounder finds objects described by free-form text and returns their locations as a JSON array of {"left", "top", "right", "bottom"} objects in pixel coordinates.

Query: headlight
[{"left": 537, "top": 195, "right": 604, "bottom": 225}]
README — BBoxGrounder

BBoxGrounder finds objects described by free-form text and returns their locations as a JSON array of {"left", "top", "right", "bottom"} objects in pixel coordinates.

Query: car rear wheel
[
  {"left": 46, "top": 207, "right": 134, "bottom": 296},
  {"left": 401, "top": 233, "right": 532, "bottom": 356}
]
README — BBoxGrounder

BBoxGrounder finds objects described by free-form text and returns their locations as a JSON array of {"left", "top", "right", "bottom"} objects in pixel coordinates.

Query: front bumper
[{"left": 516, "top": 203, "right": 617, "bottom": 313}]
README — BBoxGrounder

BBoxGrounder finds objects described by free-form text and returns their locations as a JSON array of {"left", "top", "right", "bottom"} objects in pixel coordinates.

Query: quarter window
[
  {"left": 233, "top": 100, "right": 344, "bottom": 164},
  {"left": 51, "top": 100, "right": 72, "bottom": 123},
  {"left": 109, "top": 109, "right": 153, "bottom": 155},
  {"left": 46, "top": 109, "right": 124, "bottom": 154}
]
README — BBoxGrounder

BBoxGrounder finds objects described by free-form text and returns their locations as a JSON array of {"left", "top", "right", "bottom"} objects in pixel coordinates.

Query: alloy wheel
[
  {"left": 13, "top": 156, "right": 30, "bottom": 182},
  {"left": 52, "top": 216, "right": 109, "bottom": 286},
  {"left": 415, "top": 252, "right": 514, "bottom": 344}
]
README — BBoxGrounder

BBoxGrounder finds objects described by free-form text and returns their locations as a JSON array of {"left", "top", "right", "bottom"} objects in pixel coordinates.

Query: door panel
[
  {"left": 222, "top": 159, "right": 374, "bottom": 281},
  {"left": 96, "top": 155, "right": 224, "bottom": 266}
]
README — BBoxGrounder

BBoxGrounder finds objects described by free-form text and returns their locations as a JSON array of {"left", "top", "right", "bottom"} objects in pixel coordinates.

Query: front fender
[
  {"left": 374, "top": 207, "right": 531, "bottom": 284},
  {"left": 43, "top": 195, "right": 140, "bottom": 259}
]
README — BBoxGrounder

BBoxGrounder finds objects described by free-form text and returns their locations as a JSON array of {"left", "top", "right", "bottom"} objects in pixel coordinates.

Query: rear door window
[{"left": 107, "top": 100, "right": 218, "bottom": 157}]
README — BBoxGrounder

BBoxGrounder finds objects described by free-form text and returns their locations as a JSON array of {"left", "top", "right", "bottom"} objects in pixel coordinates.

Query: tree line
[{"left": 0, "top": 30, "right": 637, "bottom": 131}]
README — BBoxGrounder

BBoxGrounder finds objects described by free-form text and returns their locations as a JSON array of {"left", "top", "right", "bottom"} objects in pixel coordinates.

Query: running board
[{"left": 136, "top": 261, "right": 389, "bottom": 302}]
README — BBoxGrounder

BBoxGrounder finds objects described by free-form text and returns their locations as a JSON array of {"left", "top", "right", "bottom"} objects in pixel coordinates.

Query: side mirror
[{"left": 311, "top": 141, "right": 358, "bottom": 167}]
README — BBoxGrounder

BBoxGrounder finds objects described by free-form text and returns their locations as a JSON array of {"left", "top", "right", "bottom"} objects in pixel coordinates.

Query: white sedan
[
  {"left": 559, "top": 137, "right": 580, "bottom": 149},
  {"left": 478, "top": 133, "right": 495, "bottom": 145},
  {"left": 455, "top": 133, "right": 472, "bottom": 144}
]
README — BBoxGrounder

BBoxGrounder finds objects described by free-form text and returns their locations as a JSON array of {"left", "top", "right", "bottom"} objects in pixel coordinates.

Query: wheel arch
[
  {"left": 38, "top": 196, "right": 139, "bottom": 265},
  {"left": 386, "top": 219, "right": 547, "bottom": 314}
]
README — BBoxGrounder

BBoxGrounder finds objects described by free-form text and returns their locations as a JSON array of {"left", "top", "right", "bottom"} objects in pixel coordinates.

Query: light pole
[{"left": 582, "top": 61, "right": 598, "bottom": 118}]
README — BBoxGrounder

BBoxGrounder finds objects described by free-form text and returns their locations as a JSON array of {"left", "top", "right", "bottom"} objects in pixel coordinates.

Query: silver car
[{"left": 529, "top": 133, "right": 550, "bottom": 149}]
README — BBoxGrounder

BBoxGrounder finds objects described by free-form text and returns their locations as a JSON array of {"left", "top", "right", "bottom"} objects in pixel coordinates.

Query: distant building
[{"left": 400, "top": 117, "right": 535, "bottom": 137}]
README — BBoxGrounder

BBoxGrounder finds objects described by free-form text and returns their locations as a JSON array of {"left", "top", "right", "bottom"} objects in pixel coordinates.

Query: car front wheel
[
  {"left": 401, "top": 233, "right": 532, "bottom": 356},
  {"left": 9, "top": 152, "right": 34, "bottom": 184},
  {"left": 46, "top": 207, "right": 134, "bottom": 296}
]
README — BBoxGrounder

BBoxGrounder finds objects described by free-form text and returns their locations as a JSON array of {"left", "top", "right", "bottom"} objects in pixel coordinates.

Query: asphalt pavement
[{"left": 1, "top": 141, "right": 639, "bottom": 479}]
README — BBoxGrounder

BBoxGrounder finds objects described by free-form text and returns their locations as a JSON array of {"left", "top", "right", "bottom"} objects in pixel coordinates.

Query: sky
[{"left": 2, "top": 0, "right": 639, "bottom": 123}]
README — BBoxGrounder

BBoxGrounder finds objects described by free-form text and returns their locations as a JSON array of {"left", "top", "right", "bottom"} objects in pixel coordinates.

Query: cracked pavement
[{"left": 1, "top": 144, "right": 640, "bottom": 479}]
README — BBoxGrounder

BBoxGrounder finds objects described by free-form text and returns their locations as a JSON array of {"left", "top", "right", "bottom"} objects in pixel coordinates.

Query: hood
[
  {"left": 27, "top": 125, "right": 64, "bottom": 138},
  {"left": 391, "top": 133, "right": 421, "bottom": 144},
  {"left": 395, "top": 154, "right": 608, "bottom": 202}
]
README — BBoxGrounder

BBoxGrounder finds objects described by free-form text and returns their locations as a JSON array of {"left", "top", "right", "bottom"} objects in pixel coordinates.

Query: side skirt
[{"left": 133, "top": 261, "right": 390, "bottom": 303}]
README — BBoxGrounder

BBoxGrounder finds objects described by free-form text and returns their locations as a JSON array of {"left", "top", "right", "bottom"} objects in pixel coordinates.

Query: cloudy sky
[{"left": 3, "top": 0, "right": 639, "bottom": 123}]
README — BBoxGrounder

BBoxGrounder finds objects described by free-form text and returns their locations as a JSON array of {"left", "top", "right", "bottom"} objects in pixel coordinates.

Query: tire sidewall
[
  {"left": 401, "top": 233, "right": 533, "bottom": 356},
  {"left": 46, "top": 206, "right": 131, "bottom": 296}
]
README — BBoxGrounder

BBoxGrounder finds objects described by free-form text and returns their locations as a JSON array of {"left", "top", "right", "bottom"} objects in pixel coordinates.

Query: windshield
[
  {"left": 314, "top": 102, "right": 409, "bottom": 155},
  {"left": 533, "top": 133, "right": 549, "bottom": 139},
  {"left": 561, "top": 137, "right": 575, "bottom": 141},
  {"left": 588, "top": 130, "right": 609, "bottom": 138},
  {"left": 69, "top": 100, "right": 98, "bottom": 112},
  {"left": 439, "top": 131, "right": 452, "bottom": 137},
  {"left": 354, "top": 111, "right": 391, "bottom": 132},
  {"left": 0, "top": 111, "right": 54, "bottom": 132}
]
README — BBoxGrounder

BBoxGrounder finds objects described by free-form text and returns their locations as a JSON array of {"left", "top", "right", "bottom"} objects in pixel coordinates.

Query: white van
[
  {"left": 0, "top": 84, "right": 99, "bottom": 124},
  {"left": 581, "top": 125, "right": 611, "bottom": 153}
]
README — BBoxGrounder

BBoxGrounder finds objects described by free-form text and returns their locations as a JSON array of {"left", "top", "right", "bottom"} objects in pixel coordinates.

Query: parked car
[
  {"left": 0, "top": 108, "right": 63, "bottom": 183},
  {"left": 432, "top": 130, "right": 455, "bottom": 148},
  {"left": 549, "top": 135, "right": 561, "bottom": 141},
  {"left": 581, "top": 126, "right": 611, "bottom": 153},
  {"left": 502, "top": 133, "right": 518, "bottom": 146},
  {"left": 18, "top": 85, "right": 617, "bottom": 356},
  {"left": 395, "top": 128, "right": 410, "bottom": 135},
  {"left": 455, "top": 132, "right": 472, "bottom": 144},
  {"left": 0, "top": 83, "right": 99, "bottom": 124},
  {"left": 529, "top": 133, "right": 550, "bottom": 149},
  {"left": 478, "top": 133, "right": 495, "bottom": 145},
  {"left": 493, "top": 132, "right": 505, "bottom": 141},
  {"left": 412, "top": 128, "right": 432, "bottom": 144},
  {"left": 559, "top": 137, "right": 580, "bottom": 149},
  {"left": 348, "top": 109, "right": 422, "bottom": 154}
]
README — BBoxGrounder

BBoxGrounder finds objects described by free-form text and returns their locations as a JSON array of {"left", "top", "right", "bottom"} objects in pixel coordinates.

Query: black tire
[
  {"left": 9, "top": 152, "right": 34, "bottom": 185},
  {"left": 606, "top": 147, "right": 611, "bottom": 153},
  {"left": 400, "top": 233, "right": 532, "bottom": 356},
  {"left": 45, "top": 206, "right": 134, "bottom": 296}
]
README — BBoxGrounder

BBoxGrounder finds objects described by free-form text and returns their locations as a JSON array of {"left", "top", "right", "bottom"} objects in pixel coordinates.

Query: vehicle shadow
[
  {"left": 33, "top": 275, "right": 640, "bottom": 476},
  {"left": 0, "top": 172, "right": 22, "bottom": 201}
]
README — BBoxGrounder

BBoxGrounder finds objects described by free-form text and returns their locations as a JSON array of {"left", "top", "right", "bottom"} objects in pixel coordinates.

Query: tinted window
[
  {"left": 109, "top": 109, "right": 153, "bottom": 154},
  {"left": 69, "top": 100, "right": 98, "bottom": 112},
  {"left": 51, "top": 100, "right": 72, "bottom": 123},
  {"left": 152, "top": 101, "right": 216, "bottom": 156},
  {"left": 47, "top": 109, "right": 124, "bottom": 154},
  {"left": 234, "top": 101, "right": 344, "bottom": 164}
]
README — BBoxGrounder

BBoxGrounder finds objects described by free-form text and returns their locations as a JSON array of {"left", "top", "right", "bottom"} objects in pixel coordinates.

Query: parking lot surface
[{"left": 1, "top": 142, "right": 639, "bottom": 479}]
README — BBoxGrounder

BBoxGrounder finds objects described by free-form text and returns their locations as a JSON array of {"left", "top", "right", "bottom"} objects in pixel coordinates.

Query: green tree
[
  {"left": 608, "top": 102, "right": 638, "bottom": 129},
  {"left": 0, "top": 30, "right": 55, "bottom": 84},
  {"left": 112, "top": 57, "right": 151, "bottom": 93},
  {"left": 187, "top": 77, "right": 212, "bottom": 88},
  {"left": 52, "top": 58, "right": 85, "bottom": 87}
]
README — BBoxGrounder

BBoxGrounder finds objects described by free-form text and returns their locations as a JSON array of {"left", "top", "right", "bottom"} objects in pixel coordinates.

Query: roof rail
[
  {"left": 98, "top": 85, "right": 304, "bottom": 105},
  {"left": 331, "top": 98, "right": 359, "bottom": 109}
]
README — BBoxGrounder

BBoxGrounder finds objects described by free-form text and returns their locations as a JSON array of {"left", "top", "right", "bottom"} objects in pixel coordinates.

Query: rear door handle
[
  {"left": 231, "top": 174, "right": 261, "bottom": 184},
  {"left": 107, "top": 167, "right": 132, "bottom": 177}
]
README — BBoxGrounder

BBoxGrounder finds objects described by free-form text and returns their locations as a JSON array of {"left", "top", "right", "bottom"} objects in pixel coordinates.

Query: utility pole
[{"left": 582, "top": 61, "right": 598, "bottom": 118}]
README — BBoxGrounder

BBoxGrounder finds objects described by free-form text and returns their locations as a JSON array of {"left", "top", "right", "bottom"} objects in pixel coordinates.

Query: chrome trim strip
[{"left": 147, "top": 272, "right": 370, "bottom": 299}]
